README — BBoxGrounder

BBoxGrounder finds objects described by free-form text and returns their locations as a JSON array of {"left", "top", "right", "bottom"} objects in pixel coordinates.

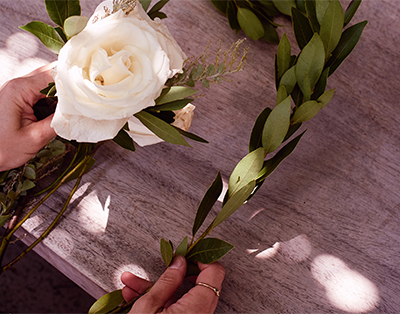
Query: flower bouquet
[{"left": 0, "top": 0, "right": 246, "bottom": 273}]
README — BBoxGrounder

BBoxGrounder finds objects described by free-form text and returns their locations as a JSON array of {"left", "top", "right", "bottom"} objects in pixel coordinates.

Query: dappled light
[
  {"left": 0, "top": 32, "right": 48, "bottom": 84},
  {"left": 311, "top": 254, "right": 380, "bottom": 313},
  {"left": 113, "top": 263, "right": 150, "bottom": 290},
  {"left": 73, "top": 183, "right": 110, "bottom": 234}
]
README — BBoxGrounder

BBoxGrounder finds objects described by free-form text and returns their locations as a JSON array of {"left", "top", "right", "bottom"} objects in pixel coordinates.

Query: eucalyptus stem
[{"left": 0, "top": 154, "right": 94, "bottom": 274}]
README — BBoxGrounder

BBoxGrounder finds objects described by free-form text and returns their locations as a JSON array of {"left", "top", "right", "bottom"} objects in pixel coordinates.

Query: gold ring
[{"left": 196, "top": 282, "right": 220, "bottom": 297}]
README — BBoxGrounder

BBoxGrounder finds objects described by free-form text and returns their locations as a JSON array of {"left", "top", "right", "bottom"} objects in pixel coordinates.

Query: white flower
[
  {"left": 51, "top": 0, "right": 186, "bottom": 143},
  {"left": 126, "top": 104, "right": 195, "bottom": 147}
]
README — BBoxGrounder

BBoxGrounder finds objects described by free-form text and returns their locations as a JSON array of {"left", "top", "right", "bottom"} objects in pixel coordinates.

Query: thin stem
[
  {"left": 33, "top": 144, "right": 81, "bottom": 196},
  {"left": 0, "top": 154, "right": 94, "bottom": 273}
]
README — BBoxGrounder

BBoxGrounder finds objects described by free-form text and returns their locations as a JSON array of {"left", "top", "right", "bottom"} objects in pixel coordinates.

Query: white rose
[
  {"left": 51, "top": 0, "right": 186, "bottom": 143},
  {"left": 127, "top": 104, "right": 195, "bottom": 147}
]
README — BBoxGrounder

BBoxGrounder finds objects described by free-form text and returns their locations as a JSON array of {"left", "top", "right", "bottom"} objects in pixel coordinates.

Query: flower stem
[{"left": 0, "top": 154, "right": 94, "bottom": 274}]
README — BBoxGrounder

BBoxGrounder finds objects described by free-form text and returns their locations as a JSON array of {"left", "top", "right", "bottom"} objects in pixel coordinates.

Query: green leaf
[
  {"left": 88, "top": 289, "right": 124, "bottom": 314},
  {"left": 21, "top": 180, "right": 36, "bottom": 192},
  {"left": 291, "top": 89, "right": 334, "bottom": 124},
  {"left": 45, "top": 0, "right": 81, "bottom": 28},
  {"left": 148, "top": 0, "right": 170, "bottom": 17},
  {"left": 54, "top": 26, "right": 68, "bottom": 43},
  {"left": 0, "top": 214, "right": 11, "bottom": 229},
  {"left": 135, "top": 111, "right": 190, "bottom": 146},
  {"left": 325, "top": 20, "right": 367, "bottom": 76},
  {"left": 211, "top": 0, "right": 228, "bottom": 14},
  {"left": 276, "top": 85, "right": 287, "bottom": 105},
  {"left": 149, "top": 11, "right": 167, "bottom": 20},
  {"left": 175, "top": 236, "right": 188, "bottom": 257},
  {"left": 40, "top": 82, "right": 55, "bottom": 95},
  {"left": 305, "top": 0, "right": 320, "bottom": 33},
  {"left": 279, "top": 65, "right": 297, "bottom": 94},
  {"left": 291, "top": 7, "right": 314, "bottom": 50},
  {"left": 211, "top": 181, "right": 256, "bottom": 229},
  {"left": 315, "top": 0, "right": 330, "bottom": 25},
  {"left": 187, "top": 238, "right": 234, "bottom": 264},
  {"left": 262, "top": 97, "right": 291, "bottom": 154},
  {"left": 140, "top": 0, "right": 152, "bottom": 11},
  {"left": 257, "top": 131, "right": 306, "bottom": 181},
  {"left": 19, "top": 21, "right": 64, "bottom": 54},
  {"left": 319, "top": 0, "right": 344, "bottom": 59},
  {"left": 227, "top": 148, "right": 264, "bottom": 201},
  {"left": 155, "top": 87, "right": 198, "bottom": 105},
  {"left": 175, "top": 128, "right": 208, "bottom": 144},
  {"left": 150, "top": 99, "right": 193, "bottom": 112},
  {"left": 261, "top": 21, "right": 279, "bottom": 44},
  {"left": 227, "top": 1, "right": 240, "bottom": 31},
  {"left": 311, "top": 67, "right": 330, "bottom": 100},
  {"left": 295, "top": 33, "right": 325, "bottom": 100},
  {"left": 113, "top": 128, "right": 135, "bottom": 152},
  {"left": 160, "top": 238, "right": 173, "bottom": 267},
  {"left": 23, "top": 165, "right": 36, "bottom": 180},
  {"left": 63, "top": 15, "right": 88, "bottom": 38},
  {"left": 291, "top": 84, "right": 303, "bottom": 107},
  {"left": 273, "top": 0, "right": 296, "bottom": 16},
  {"left": 317, "top": 88, "right": 335, "bottom": 107},
  {"left": 249, "top": 107, "right": 272, "bottom": 152},
  {"left": 192, "top": 172, "right": 223, "bottom": 237},
  {"left": 237, "top": 8, "right": 264, "bottom": 40},
  {"left": 344, "top": 0, "right": 362, "bottom": 27},
  {"left": 291, "top": 100, "right": 322, "bottom": 124},
  {"left": 277, "top": 33, "right": 291, "bottom": 79}
]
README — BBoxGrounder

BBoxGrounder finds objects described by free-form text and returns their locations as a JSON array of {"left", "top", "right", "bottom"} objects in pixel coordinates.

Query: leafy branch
[{"left": 89, "top": 0, "right": 367, "bottom": 312}]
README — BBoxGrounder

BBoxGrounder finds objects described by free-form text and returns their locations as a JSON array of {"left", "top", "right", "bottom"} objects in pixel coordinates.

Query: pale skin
[
  {"left": 0, "top": 63, "right": 57, "bottom": 171},
  {"left": 0, "top": 65, "right": 226, "bottom": 313},
  {"left": 121, "top": 255, "right": 225, "bottom": 314}
]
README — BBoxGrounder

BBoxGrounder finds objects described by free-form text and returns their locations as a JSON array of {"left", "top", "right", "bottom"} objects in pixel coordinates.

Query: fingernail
[{"left": 169, "top": 255, "right": 184, "bottom": 269}]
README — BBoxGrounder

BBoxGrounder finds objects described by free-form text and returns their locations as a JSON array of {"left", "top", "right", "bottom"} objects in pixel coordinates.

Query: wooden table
[{"left": 1, "top": 0, "right": 400, "bottom": 313}]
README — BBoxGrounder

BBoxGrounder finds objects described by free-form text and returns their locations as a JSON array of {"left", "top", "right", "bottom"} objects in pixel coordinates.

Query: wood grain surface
[{"left": 1, "top": 0, "right": 400, "bottom": 313}]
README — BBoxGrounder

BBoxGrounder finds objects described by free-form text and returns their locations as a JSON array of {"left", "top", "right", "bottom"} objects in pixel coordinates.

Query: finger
[
  {"left": 22, "top": 63, "right": 57, "bottom": 104},
  {"left": 132, "top": 255, "right": 187, "bottom": 313},
  {"left": 121, "top": 272, "right": 153, "bottom": 295},
  {"left": 19, "top": 114, "right": 56, "bottom": 153}
]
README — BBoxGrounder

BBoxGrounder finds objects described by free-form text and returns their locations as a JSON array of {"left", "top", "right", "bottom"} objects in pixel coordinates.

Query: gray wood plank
[{"left": 2, "top": 0, "right": 400, "bottom": 313}]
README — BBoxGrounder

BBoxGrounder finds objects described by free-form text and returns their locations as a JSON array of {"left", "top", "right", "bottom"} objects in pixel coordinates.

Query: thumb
[{"left": 132, "top": 256, "right": 187, "bottom": 313}]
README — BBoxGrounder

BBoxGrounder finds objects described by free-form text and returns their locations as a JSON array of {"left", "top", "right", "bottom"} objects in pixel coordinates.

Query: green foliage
[
  {"left": 45, "top": 0, "right": 81, "bottom": 28},
  {"left": 147, "top": 0, "right": 170, "bottom": 20},
  {"left": 325, "top": 20, "right": 368, "bottom": 76},
  {"left": 344, "top": 0, "right": 362, "bottom": 27},
  {"left": 237, "top": 8, "right": 264, "bottom": 40},
  {"left": 113, "top": 128, "right": 136, "bottom": 152},
  {"left": 186, "top": 238, "right": 234, "bottom": 264},
  {"left": 134, "top": 111, "right": 190, "bottom": 147},
  {"left": 192, "top": 172, "right": 223, "bottom": 237},
  {"left": 88, "top": 289, "right": 125, "bottom": 314},
  {"left": 160, "top": 238, "right": 173, "bottom": 267},
  {"left": 249, "top": 107, "right": 272, "bottom": 153},
  {"left": 19, "top": 21, "right": 65, "bottom": 54},
  {"left": 63, "top": 15, "right": 88, "bottom": 38},
  {"left": 262, "top": 97, "right": 291, "bottom": 153},
  {"left": 226, "top": 148, "right": 264, "bottom": 202},
  {"left": 319, "top": 0, "right": 344, "bottom": 59},
  {"left": 175, "top": 236, "right": 188, "bottom": 257},
  {"left": 291, "top": 7, "right": 314, "bottom": 50}
]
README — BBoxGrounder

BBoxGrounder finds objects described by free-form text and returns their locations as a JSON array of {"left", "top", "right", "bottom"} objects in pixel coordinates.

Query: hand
[
  {"left": 0, "top": 63, "right": 57, "bottom": 171},
  {"left": 121, "top": 256, "right": 225, "bottom": 314}
]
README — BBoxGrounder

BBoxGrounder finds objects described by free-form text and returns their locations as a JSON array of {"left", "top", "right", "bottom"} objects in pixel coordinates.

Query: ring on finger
[{"left": 196, "top": 282, "right": 220, "bottom": 297}]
